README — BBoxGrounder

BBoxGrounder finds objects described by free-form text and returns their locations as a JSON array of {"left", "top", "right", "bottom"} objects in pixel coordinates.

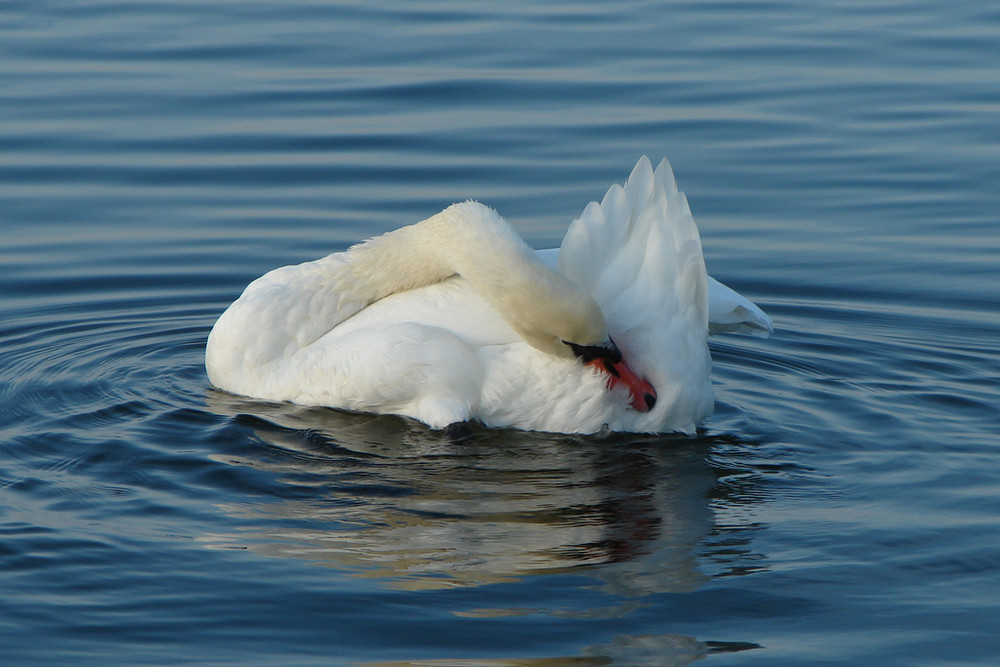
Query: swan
[{"left": 206, "top": 157, "right": 772, "bottom": 434}]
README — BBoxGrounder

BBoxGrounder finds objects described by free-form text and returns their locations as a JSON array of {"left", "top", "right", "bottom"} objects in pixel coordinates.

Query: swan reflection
[
  {"left": 366, "top": 634, "right": 761, "bottom": 667},
  {"left": 204, "top": 392, "right": 752, "bottom": 598}
]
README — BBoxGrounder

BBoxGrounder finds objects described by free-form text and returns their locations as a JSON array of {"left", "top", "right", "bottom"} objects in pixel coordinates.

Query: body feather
[{"left": 206, "top": 157, "right": 770, "bottom": 433}]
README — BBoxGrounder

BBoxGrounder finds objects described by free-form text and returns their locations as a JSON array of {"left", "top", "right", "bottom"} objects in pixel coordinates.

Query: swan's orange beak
[{"left": 587, "top": 357, "right": 657, "bottom": 413}]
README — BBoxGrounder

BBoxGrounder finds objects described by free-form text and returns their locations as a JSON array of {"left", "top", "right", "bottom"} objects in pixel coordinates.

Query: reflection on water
[
  {"left": 203, "top": 392, "right": 751, "bottom": 597},
  {"left": 200, "top": 394, "right": 767, "bottom": 663},
  {"left": 368, "top": 633, "right": 761, "bottom": 667}
]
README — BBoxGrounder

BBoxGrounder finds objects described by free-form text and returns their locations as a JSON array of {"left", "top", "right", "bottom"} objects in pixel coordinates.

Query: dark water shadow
[
  {"left": 365, "top": 636, "right": 762, "bottom": 667},
  {"left": 203, "top": 391, "right": 771, "bottom": 599}
]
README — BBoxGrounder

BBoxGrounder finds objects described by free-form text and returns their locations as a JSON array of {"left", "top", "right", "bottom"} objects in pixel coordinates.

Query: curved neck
[{"left": 341, "top": 201, "right": 607, "bottom": 356}]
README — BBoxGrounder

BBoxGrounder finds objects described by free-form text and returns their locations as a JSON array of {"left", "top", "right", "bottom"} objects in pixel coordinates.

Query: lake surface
[{"left": 3, "top": 1, "right": 999, "bottom": 664}]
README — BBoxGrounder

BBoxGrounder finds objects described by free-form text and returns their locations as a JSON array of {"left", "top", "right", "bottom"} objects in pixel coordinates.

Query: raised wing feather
[{"left": 559, "top": 156, "right": 708, "bottom": 338}]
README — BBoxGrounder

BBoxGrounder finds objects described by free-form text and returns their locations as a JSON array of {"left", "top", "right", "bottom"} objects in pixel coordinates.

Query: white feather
[{"left": 206, "top": 157, "right": 771, "bottom": 434}]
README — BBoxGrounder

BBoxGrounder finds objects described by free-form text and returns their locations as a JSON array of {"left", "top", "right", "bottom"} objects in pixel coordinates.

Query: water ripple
[{"left": 2, "top": 0, "right": 1000, "bottom": 663}]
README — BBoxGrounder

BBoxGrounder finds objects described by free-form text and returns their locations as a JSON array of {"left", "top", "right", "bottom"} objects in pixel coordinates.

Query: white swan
[{"left": 206, "top": 157, "right": 771, "bottom": 434}]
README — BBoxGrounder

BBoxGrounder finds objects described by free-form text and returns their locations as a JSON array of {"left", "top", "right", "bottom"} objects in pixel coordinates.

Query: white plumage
[{"left": 206, "top": 157, "right": 771, "bottom": 434}]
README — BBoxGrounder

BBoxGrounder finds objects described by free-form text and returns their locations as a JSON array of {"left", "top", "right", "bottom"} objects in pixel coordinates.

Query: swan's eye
[
  {"left": 563, "top": 339, "right": 622, "bottom": 364},
  {"left": 563, "top": 340, "right": 601, "bottom": 363}
]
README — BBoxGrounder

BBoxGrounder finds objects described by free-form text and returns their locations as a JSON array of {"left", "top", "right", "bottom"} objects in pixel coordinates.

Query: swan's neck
[{"left": 337, "top": 201, "right": 607, "bottom": 357}]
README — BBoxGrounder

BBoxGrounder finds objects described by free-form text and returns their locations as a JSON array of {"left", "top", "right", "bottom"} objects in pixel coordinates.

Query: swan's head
[
  {"left": 509, "top": 277, "right": 657, "bottom": 414},
  {"left": 564, "top": 338, "right": 657, "bottom": 413}
]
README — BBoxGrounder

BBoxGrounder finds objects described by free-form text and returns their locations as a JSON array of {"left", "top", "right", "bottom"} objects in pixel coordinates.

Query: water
[{"left": 2, "top": 1, "right": 999, "bottom": 664}]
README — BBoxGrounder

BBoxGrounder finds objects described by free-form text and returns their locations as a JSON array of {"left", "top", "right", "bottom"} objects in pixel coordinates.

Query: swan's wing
[
  {"left": 558, "top": 157, "right": 706, "bottom": 330},
  {"left": 707, "top": 276, "right": 773, "bottom": 336},
  {"left": 223, "top": 278, "right": 520, "bottom": 429},
  {"left": 543, "top": 156, "right": 771, "bottom": 338},
  {"left": 553, "top": 156, "right": 708, "bottom": 348},
  {"left": 328, "top": 276, "right": 518, "bottom": 349}
]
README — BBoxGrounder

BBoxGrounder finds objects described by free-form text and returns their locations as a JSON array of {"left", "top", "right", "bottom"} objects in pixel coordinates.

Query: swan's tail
[{"left": 708, "top": 275, "right": 773, "bottom": 336}]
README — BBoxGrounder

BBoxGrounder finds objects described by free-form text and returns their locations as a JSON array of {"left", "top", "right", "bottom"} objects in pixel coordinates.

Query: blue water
[{"left": 3, "top": 1, "right": 999, "bottom": 664}]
